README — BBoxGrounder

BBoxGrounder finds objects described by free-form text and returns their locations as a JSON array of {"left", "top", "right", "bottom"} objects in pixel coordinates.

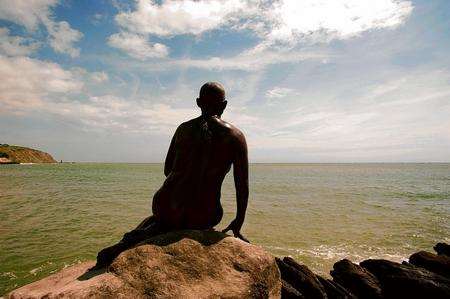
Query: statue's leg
[
  {"left": 134, "top": 215, "right": 156, "bottom": 230},
  {"left": 121, "top": 218, "right": 160, "bottom": 244},
  {"left": 94, "top": 217, "right": 162, "bottom": 269},
  {"left": 94, "top": 242, "right": 128, "bottom": 269}
]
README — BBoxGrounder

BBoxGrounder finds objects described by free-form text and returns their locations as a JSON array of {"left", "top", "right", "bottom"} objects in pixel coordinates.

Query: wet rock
[
  {"left": 276, "top": 257, "right": 327, "bottom": 299},
  {"left": 282, "top": 279, "right": 305, "bottom": 298},
  {"left": 316, "top": 276, "right": 356, "bottom": 299},
  {"left": 330, "top": 259, "right": 382, "bottom": 299},
  {"left": 434, "top": 242, "right": 450, "bottom": 257},
  {"left": 7, "top": 230, "right": 281, "bottom": 298},
  {"left": 409, "top": 251, "right": 450, "bottom": 278},
  {"left": 361, "top": 259, "right": 450, "bottom": 299}
]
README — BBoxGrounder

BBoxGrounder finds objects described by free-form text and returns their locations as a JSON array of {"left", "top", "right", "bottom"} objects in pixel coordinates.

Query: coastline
[{"left": 4, "top": 231, "right": 450, "bottom": 298}]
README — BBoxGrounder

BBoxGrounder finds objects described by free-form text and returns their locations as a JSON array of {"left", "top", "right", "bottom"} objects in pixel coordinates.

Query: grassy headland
[{"left": 0, "top": 144, "right": 56, "bottom": 164}]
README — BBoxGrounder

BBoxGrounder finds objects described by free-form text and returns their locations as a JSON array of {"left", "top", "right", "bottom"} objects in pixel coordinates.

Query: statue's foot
[
  {"left": 122, "top": 225, "right": 161, "bottom": 244},
  {"left": 93, "top": 242, "right": 128, "bottom": 269},
  {"left": 122, "top": 230, "right": 145, "bottom": 244}
]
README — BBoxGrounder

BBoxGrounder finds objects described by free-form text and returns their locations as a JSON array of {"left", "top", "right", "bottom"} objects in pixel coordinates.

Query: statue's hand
[{"left": 222, "top": 219, "right": 249, "bottom": 243}]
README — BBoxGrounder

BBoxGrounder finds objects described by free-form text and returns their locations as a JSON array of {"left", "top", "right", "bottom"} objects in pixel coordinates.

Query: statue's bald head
[
  {"left": 197, "top": 82, "right": 227, "bottom": 117},
  {"left": 199, "top": 82, "right": 225, "bottom": 102}
]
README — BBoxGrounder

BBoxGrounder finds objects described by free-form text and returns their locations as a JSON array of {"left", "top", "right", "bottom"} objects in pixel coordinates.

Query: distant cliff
[{"left": 0, "top": 145, "right": 56, "bottom": 164}]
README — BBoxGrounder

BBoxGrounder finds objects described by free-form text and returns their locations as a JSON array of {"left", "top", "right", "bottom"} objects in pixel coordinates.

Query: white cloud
[
  {"left": 246, "top": 69, "right": 450, "bottom": 162},
  {"left": 48, "top": 96, "right": 260, "bottom": 135},
  {"left": 0, "top": 54, "right": 192, "bottom": 133},
  {"left": 108, "top": 0, "right": 412, "bottom": 65},
  {"left": 0, "top": 55, "right": 82, "bottom": 112},
  {"left": 266, "top": 0, "right": 413, "bottom": 43},
  {"left": 115, "top": 0, "right": 251, "bottom": 36},
  {"left": 35, "top": 94, "right": 197, "bottom": 134},
  {"left": 0, "top": 57, "right": 258, "bottom": 134},
  {"left": 266, "top": 87, "right": 296, "bottom": 98},
  {"left": 117, "top": 48, "right": 328, "bottom": 71},
  {"left": 91, "top": 13, "right": 105, "bottom": 25},
  {"left": 90, "top": 71, "right": 109, "bottom": 83},
  {"left": 180, "top": 49, "right": 327, "bottom": 70},
  {"left": 113, "top": 0, "right": 413, "bottom": 46},
  {"left": 45, "top": 21, "right": 83, "bottom": 57},
  {"left": 0, "top": 0, "right": 57, "bottom": 31},
  {"left": 108, "top": 32, "right": 169, "bottom": 60},
  {"left": 0, "top": 28, "right": 40, "bottom": 56},
  {"left": 0, "top": 0, "right": 83, "bottom": 57}
]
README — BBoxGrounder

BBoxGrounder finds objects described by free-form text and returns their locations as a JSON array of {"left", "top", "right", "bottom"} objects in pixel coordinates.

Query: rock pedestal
[{"left": 7, "top": 230, "right": 281, "bottom": 299}]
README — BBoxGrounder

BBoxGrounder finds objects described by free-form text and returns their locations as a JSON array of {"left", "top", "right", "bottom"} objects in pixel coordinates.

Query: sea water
[{"left": 1, "top": 163, "right": 449, "bottom": 294}]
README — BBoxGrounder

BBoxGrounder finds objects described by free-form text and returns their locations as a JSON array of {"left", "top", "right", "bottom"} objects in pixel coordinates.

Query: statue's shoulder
[
  {"left": 176, "top": 117, "right": 201, "bottom": 131},
  {"left": 214, "top": 118, "right": 245, "bottom": 139}
]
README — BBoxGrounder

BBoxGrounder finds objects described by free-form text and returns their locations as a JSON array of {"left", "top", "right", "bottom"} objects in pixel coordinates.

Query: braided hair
[{"left": 196, "top": 82, "right": 226, "bottom": 188}]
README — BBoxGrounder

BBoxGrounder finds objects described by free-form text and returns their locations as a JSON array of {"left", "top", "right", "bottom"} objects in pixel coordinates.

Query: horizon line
[{"left": 53, "top": 161, "right": 450, "bottom": 164}]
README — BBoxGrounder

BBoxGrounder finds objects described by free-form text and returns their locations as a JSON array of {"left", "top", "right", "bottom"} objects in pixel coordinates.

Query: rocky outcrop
[
  {"left": 409, "top": 251, "right": 450, "bottom": 278},
  {"left": 434, "top": 243, "right": 450, "bottom": 257},
  {"left": 276, "top": 257, "right": 327, "bottom": 299},
  {"left": 7, "top": 237, "right": 450, "bottom": 299},
  {"left": 315, "top": 276, "right": 356, "bottom": 299},
  {"left": 281, "top": 279, "right": 304, "bottom": 298},
  {"left": 331, "top": 259, "right": 382, "bottom": 299},
  {"left": 276, "top": 242, "right": 450, "bottom": 299},
  {"left": 361, "top": 259, "right": 450, "bottom": 299},
  {"left": 7, "top": 230, "right": 281, "bottom": 298},
  {"left": 0, "top": 145, "right": 56, "bottom": 164}
]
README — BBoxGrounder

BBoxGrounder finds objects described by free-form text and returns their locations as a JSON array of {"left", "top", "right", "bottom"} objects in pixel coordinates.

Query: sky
[{"left": 0, "top": 0, "right": 449, "bottom": 163}]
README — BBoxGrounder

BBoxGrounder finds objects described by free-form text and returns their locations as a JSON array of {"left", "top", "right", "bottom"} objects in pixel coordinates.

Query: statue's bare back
[{"left": 153, "top": 116, "right": 248, "bottom": 230}]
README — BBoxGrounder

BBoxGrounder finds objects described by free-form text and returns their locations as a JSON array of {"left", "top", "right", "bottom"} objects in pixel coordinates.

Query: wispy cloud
[
  {"left": 109, "top": 0, "right": 413, "bottom": 59},
  {"left": 108, "top": 32, "right": 169, "bottom": 60},
  {"left": 108, "top": 48, "right": 329, "bottom": 72},
  {"left": 266, "top": 0, "right": 413, "bottom": 43},
  {"left": 115, "top": 0, "right": 252, "bottom": 36},
  {"left": 0, "top": 0, "right": 82, "bottom": 57},
  {"left": 0, "top": 28, "right": 41, "bottom": 56},
  {"left": 245, "top": 68, "right": 450, "bottom": 162},
  {"left": 266, "top": 87, "right": 297, "bottom": 98},
  {"left": 0, "top": 54, "right": 82, "bottom": 112}
]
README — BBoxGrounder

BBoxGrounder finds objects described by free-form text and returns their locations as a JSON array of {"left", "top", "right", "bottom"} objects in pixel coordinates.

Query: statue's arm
[
  {"left": 223, "top": 130, "right": 249, "bottom": 242},
  {"left": 233, "top": 132, "right": 249, "bottom": 230},
  {"left": 164, "top": 128, "right": 178, "bottom": 177}
]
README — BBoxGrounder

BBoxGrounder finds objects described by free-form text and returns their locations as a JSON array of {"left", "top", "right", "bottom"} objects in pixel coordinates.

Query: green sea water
[{"left": 1, "top": 163, "right": 449, "bottom": 295}]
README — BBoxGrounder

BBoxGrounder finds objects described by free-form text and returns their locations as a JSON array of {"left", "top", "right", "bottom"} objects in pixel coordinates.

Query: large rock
[
  {"left": 6, "top": 261, "right": 139, "bottom": 299},
  {"left": 330, "top": 259, "right": 382, "bottom": 299},
  {"left": 409, "top": 251, "right": 450, "bottom": 278},
  {"left": 276, "top": 257, "right": 327, "bottom": 299},
  {"left": 7, "top": 230, "right": 281, "bottom": 298},
  {"left": 361, "top": 259, "right": 450, "bottom": 299}
]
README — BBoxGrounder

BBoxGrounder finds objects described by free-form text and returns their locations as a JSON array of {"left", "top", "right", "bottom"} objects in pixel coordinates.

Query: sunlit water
[{"left": 1, "top": 163, "right": 449, "bottom": 294}]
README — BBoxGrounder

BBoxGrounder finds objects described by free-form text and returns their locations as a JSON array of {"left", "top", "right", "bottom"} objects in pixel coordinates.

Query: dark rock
[
  {"left": 282, "top": 279, "right": 305, "bottom": 298},
  {"left": 361, "top": 259, "right": 450, "bottom": 299},
  {"left": 434, "top": 243, "right": 450, "bottom": 257},
  {"left": 316, "top": 276, "right": 357, "bottom": 299},
  {"left": 330, "top": 259, "right": 382, "bottom": 299},
  {"left": 409, "top": 251, "right": 450, "bottom": 278},
  {"left": 276, "top": 257, "right": 327, "bottom": 299}
]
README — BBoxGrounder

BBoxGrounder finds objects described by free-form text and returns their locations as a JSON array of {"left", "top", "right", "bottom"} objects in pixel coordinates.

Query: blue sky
[{"left": 0, "top": 0, "right": 449, "bottom": 162}]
